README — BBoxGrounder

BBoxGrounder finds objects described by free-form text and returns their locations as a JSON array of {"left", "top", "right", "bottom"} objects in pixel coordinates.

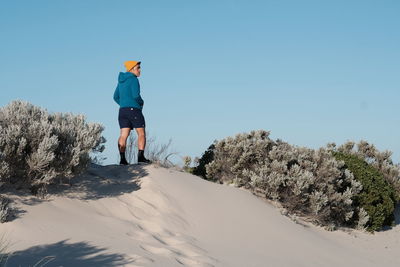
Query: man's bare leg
[{"left": 135, "top": 128, "right": 146, "bottom": 150}]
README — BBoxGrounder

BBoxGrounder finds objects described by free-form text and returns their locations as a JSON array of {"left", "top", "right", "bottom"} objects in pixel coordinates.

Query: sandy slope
[{"left": 0, "top": 164, "right": 399, "bottom": 267}]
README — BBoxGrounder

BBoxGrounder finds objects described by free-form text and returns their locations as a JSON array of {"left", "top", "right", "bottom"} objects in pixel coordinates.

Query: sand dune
[{"left": 0, "top": 164, "right": 399, "bottom": 267}]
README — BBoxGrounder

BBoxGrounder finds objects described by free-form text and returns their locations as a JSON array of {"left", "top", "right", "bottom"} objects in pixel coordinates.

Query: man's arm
[
  {"left": 113, "top": 85, "right": 120, "bottom": 105},
  {"left": 132, "top": 77, "right": 144, "bottom": 108}
]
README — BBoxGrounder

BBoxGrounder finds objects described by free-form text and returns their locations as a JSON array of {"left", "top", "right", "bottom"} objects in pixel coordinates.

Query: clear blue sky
[{"left": 1, "top": 0, "right": 399, "bottom": 165}]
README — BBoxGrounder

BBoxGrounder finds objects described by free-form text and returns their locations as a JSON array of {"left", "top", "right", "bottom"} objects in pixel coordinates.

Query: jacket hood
[{"left": 118, "top": 72, "right": 136, "bottom": 83}]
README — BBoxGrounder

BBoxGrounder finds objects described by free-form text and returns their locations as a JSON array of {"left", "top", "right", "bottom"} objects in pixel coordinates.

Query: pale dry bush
[
  {"left": 327, "top": 141, "right": 400, "bottom": 200},
  {"left": 206, "top": 130, "right": 368, "bottom": 229},
  {"left": 0, "top": 100, "right": 105, "bottom": 194},
  {"left": 125, "top": 133, "right": 177, "bottom": 168},
  {"left": 182, "top": 156, "right": 192, "bottom": 168},
  {"left": 0, "top": 233, "right": 9, "bottom": 267},
  {"left": 0, "top": 196, "right": 10, "bottom": 223}
]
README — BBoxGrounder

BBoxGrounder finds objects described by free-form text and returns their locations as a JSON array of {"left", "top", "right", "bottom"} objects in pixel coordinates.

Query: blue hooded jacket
[{"left": 113, "top": 72, "right": 144, "bottom": 110}]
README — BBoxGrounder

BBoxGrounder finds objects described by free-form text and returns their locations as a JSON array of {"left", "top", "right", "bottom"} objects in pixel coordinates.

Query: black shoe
[
  {"left": 120, "top": 158, "right": 129, "bottom": 165},
  {"left": 138, "top": 155, "right": 152, "bottom": 164}
]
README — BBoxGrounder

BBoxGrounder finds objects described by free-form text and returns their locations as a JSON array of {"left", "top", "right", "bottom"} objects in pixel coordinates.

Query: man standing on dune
[{"left": 113, "top": 60, "right": 151, "bottom": 165}]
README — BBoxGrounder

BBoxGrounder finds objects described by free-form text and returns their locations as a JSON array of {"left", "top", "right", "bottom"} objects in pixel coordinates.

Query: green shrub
[
  {"left": 329, "top": 141, "right": 400, "bottom": 202},
  {"left": 192, "top": 144, "right": 215, "bottom": 180},
  {"left": 332, "top": 151, "right": 396, "bottom": 232}
]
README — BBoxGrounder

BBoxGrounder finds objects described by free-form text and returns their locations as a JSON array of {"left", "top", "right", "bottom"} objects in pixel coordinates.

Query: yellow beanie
[{"left": 124, "top": 60, "right": 141, "bottom": 72}]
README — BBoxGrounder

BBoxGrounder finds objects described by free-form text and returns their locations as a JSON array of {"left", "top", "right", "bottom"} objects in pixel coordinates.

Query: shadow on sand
[
  {"left": 5, "top": 239, "right": 135, "bottom": 267},
  {"left": 4, "top": 164, "right": 149, "bottom": 221},
  {"left": 50, "top": 164, "right": 149, "bottom": 200}
]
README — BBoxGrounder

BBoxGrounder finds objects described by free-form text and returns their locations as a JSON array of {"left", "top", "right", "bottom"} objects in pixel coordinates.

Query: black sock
[
  {"left": 118, "top": 144, "right": 127, "bottom": 160},
  {"left": 138, "top": 150, "right": 144, "bottom": 158}
]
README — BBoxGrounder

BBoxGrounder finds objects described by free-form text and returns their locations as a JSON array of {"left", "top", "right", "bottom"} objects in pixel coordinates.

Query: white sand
[{"left": 0, "top": 164, "right": 399, "bottom": 267}]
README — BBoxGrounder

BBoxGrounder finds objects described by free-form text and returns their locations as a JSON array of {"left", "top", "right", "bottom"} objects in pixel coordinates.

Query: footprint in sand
[
  {"left": 150, "top": 233, "right": 210, "bottom": 255},
  {"left": 151, "top": 233, "right": 169, "bottom": 245},
  {"left": 139, "top": 243, "right": 181, "bottom": 256},
  {"left": 175, "top": 256, "right": 217, "bottom": 267},
  {"left": 127, "top": 253, "right": 155, "bottom": 265},
  {"left": 138, "top": 240, "right": 218, "bottom": 266},
  {"left": 126, "top": 218, "right": 218, "bottom": 266},
  {"left": 139, "top": 243, "right": 216, "bottom": 267},
  {"left": 127, "top": 225, "right": 209, "bottom": 256}
]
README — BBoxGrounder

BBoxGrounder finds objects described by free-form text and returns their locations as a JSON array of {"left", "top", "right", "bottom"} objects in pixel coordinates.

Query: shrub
[
  {"left": 182, "top": 155, "right": 192, "bottom": 171},
  {"left": 0, "top": 234, "right": 10, "bottom": 267},
  {"left": 204, "top": 130, "right": 368, "bottom": 230},
  {"left": 329, "top": 141, "right": 400, "bottom": 202},
  {"left": 332, "top": 151, "right": 396, "bottom": 231},
  {"left": 0, "top": 100, "right": 106, "bottom": 194},
  {"left": 125, "top": 133, "right": 177, "bottom": 167},
  {"left": 192, "top": 144, "right": 215, "bottom": 180},
  {"left": 0, "top": 196, "right": 11, "bottom": 223}
]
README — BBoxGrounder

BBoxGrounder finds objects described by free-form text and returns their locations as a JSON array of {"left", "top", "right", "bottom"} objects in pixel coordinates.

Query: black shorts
[{"left": 118, "top": 107, "right": 146, "bottom": 129}]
